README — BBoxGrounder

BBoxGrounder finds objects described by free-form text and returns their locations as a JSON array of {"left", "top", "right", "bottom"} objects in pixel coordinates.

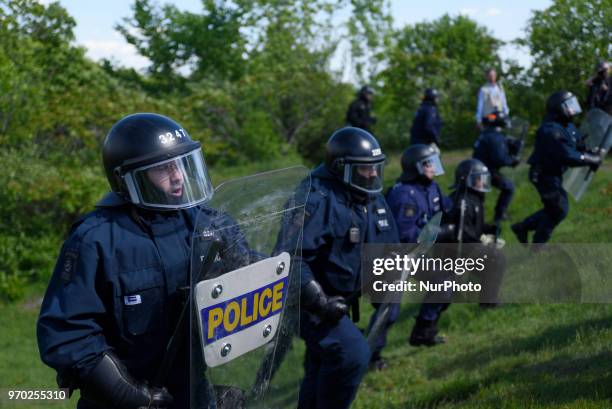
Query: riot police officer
[
  {"left": 410, "top": 88, "right": 443, "bottom": 147},
  {"left": 435, "top": 159, "right": 506, "bottom": 311},
  {"left": 346, "top": 85, "right": 377, "bottom": 132},
  {"left": 512, "top": 91, "right": 602, "bottom": 244},
  {"left": 386, "top": 144, "right": 451, "bottom": 346},
  {"left": 473, "top": 111, "right": 519, "bottom": 223},
  {"left": 586, "top": 61, "right": 611, "bottom": 114},
  {"left": 297, "top": 127, "right": 398, "bottom": 408},
  {"left": 37, "top": 113, "right": 252, "bottom": 409}
]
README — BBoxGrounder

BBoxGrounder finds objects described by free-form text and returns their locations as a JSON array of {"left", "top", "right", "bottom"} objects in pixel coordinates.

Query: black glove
[
  {"left": 80, "top": 351, "right": 173, "bottom": 409},
  {"left": 302, "top": 280, "right": 348, "bottom": 324},
  {"left": 436, "top": 224, "right": 456, "bottom": 242},
  {"left": 581, "top": 152, "right": 602, "bottom": 171},
  {"left": 510, "top": 157, "right": 520, "bottom": 168}
]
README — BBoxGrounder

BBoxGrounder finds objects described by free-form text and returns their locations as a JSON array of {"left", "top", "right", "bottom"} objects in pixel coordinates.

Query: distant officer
[
  {"left": 37, "top": 113, "right": 252, "bottom": 409},
  {"left": 512, "top": 91, "right": 602, "bottom": 244},
  {"left": 346, "top": 85, "right": 377, "bottom": 132},
  {"left": 586, "top": 60, "right": 611, "bottom": 114},
  {"left": 297, "top": 127, "right": 398, "bottom": 408},
  {"left": 386, "top": 144, "right": 452, "bottom": 346},
  {"left": 473, "top": 110, "right": 520, "bottom": 223},
  {"left": 410, "top": 88, "right": 443, "bottom": 147}
]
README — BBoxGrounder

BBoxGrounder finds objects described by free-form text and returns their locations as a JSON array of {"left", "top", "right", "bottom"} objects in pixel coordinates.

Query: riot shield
[
  {"left": 365, "top": 212, "right": 442, "bottom": 349},
  {"left": 505, "top": 116, "right": 529, "bottom": 158},
  {"left": 188, "top": 166, "right": 309, "bottom": 409},
  {"left": 563, "top": 108, "right": 612, "bottom": 201}
]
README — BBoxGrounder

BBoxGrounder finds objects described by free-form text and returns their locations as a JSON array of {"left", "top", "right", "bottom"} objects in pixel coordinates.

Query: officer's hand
[
  {"left": 142, "top": 387, "right": 173, "bottom": 409},
  {"left": 321, "top": 296, "right": 349, "bottom": 324},
  {"left": 80, "top": 352, "right": 174, "bottom": 409},
  {"left": 511, "top": 157, "right": 520, "bottom": 168},
  {"left": 581, "top": 152, "right": 602, "bottom": 171},
  {"left": 302, "top": 280, "right": 348, "bottom": 324}
]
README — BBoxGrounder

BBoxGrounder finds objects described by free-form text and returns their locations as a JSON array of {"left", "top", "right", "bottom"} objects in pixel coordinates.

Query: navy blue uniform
[
  {"left": 473, "top": 128, "right": 516, "bottom": 222},
  {"left": 410, "top": 102, "right": 442, "bottom": 146},
  {"left": 297, "top": 165, "right": 398, "bottom": 409},
  {"left": 520, "top": 121, "right": 586, "bottom": 243},
  {"left": 37, "top": 192, "right": 251, "bottom": 409},
  {"left": 386, "top": 180, "right": 450, "bottom": 321},
  {"left": 346, "top": 98, "right": 376, "bottom": 131}
]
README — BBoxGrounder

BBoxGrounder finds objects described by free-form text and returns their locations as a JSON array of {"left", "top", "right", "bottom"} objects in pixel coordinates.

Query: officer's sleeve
[
  {"left": 501, "top": 86, "right": 509, "bottom": 115},
  {"left": 387, "top": 189, "right": 423, "bottom": 243},
  {"left": 476, "top": 88, "right": 484, "bottom": 122},
  {"left": 491, "top": 135, "right": 515, "bottom": 167},
  {"left": 347, "top": 101, "right": 365, "bottom": 128},
  {"left": 214, "top": 212, "right": 258, "bottom": 271},
  {"left": 423, "top": 106, "right": 438, "bottom": 142},
  {"left": 37, "top": 237, "right": 109, "bottom": 382},
  {"left": 550, "top": 129, "right": 585, "bottom": 167},
  {"left": 296, "top": 197, "right": 330, "bottom": 286}
]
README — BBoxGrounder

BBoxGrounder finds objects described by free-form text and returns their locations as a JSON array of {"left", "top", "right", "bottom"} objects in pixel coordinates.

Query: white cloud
[
  {"left": 80, "top": 34, "right": 150, "bottom": 69},
  {"left": 459, "top": 7, "right": 480, "bottom": 17},
  {"left": 486, "top": 8, "right": 502, "bottom": 16}
]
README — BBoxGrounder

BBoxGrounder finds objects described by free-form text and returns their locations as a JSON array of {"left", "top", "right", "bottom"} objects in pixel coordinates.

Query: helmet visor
[
  {"left": 561, "top": 96, "right": 582, "bottom": 117},
  {"left": 416, "top": 154, "right": 444, "bottom": 177},
  {"left": 467, "top": 172, "right": 491, "bottom": 193},
  {"left": 348, "top": 162, "right": 384, "bottom": 193},
  {"left": 129, "top": 149, "right": 214, "bottom": 209}
]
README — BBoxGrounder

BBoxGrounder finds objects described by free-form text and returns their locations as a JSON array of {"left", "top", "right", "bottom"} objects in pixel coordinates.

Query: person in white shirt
[{"left": 476, "top": 68, "right": 509, "bottom": 129}]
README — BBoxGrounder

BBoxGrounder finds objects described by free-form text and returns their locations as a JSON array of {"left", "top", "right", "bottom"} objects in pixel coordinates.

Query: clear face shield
[
  {"left": 467, "top": 171, "right": 492, "bottom": 193},
  {"left": 561, "top": 96, "right": 582, "bottom": 118},
  {"left": 345, "top": 161, "right": 384, "bottom": 194},
  {"left": 415, "top": 154, "right": 445, "bottom": 178},
  {"left": 124, "top": 148, "right": 214, "bottom": 210}
]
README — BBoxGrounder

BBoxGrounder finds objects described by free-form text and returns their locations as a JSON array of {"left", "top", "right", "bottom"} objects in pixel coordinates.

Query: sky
[{"left": 53, "top": 0, "right": 553, "bottom": 79}]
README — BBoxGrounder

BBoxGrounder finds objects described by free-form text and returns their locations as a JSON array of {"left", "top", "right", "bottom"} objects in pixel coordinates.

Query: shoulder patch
[{"left": 60, "top": 248, "right": 79, "bottom": 282}]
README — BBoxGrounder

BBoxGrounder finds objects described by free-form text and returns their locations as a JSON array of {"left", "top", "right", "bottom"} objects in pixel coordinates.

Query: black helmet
[
  {"left": 103, "top": 113, "right": 214, "bottom": 210},
  {"left": 359, "top": 85, "right": 375, "bottom": 97},
  {"left": 546, "top": 90, "right": 582, "bottom": 121},
  {"left": 325, "top": 127, "right": 385, "bottom": 194},
  {"left": 423, "top": 88, "right": 439, "bottom": 103},
  {"left": 596, "top": 60, "right": 610, "bottom": 74},
  {"left": 453, "top": 158, "right": 491, "bottom": 193},
  {"left": 481, "top": 109, "right": 508, "bottom": 128},
  {"left": 401, "top": 144, "right": 444, "bottom": 181}
]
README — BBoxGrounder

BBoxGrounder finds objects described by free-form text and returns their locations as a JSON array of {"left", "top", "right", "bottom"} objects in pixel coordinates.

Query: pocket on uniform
[{"left": 118, "top": 267, "right": 165, "bottom": 337}]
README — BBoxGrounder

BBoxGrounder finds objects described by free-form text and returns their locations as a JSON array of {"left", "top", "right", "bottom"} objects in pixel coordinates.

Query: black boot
[
  {"left": 409, "top": 318, "right": 446, "bottom": 347},
  {"left": 369, "top": 353, "right": 388, "bottom": 371},
  {"left": 511, "top": 222, "right": 529, "bottom": 245}
]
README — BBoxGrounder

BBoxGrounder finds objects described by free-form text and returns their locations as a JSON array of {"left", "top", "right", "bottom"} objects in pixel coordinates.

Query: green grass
[{"left": 1, "top": 150, "right": 611, "bottom": 408}]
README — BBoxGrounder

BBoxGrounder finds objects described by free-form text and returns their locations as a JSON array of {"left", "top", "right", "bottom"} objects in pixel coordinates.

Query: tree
[
  {"left": 376, "top": 14, "right": 504, "bottom": 149},
  {"left": 517, "top": 0, "right": 611, "bottom": 118}
]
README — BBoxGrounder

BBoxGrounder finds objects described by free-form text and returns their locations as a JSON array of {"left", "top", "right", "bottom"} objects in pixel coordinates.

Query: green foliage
[
  {"left": 1, "top": 0, "right": 611, "bottom": 300},
  {"left": 375, "top": 15, "right": 503, "bottom": 150},
  {"left": 518, "top": 0, "right": 611, "bottom": 105}
]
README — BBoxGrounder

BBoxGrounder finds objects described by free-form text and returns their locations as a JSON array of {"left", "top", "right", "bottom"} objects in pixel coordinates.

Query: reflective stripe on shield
[{"left": 195, "top": 252, "right": 291, "bottom": 367}]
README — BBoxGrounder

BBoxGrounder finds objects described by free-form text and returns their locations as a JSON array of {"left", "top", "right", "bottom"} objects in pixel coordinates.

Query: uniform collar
[{"left": 96, "top": 191, "right": 129, "bottom": 208}]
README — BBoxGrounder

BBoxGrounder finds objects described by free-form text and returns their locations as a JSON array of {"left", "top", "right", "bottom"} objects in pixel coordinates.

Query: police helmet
[
  {"left": 325, "top": 127, "right": 385, "bottom": 194},
  {"left": 453, "top": 158, "right": 491, "bottom": 193},
  {"left": 596, "top": 60, "right": 610, "bottom": 74},
  {"left": 546, "top": 90, "right": 582, "bottom": 121},
  {"left": 481, "top": 110, "right": 508, "bottom": 128},
  {"left": 423, "top": 88, "right": 439, "bottom": 103},
  {"left": 359, "top": 85, "right": 375, "bottom": 97},
  {"left": 401, "top": 144, "right": 444, "bottom": 181},
  {"left": 103, "top": 113, "right": 214, "bottom": 210}
]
